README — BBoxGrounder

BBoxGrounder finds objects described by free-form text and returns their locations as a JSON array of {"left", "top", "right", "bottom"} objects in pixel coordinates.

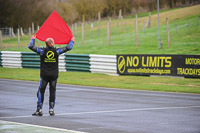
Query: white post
[
  {"left": 9, "top": 27, "right": 12, "bottom": 37},
  {"left": 98, "top": 11, "right": 101, "bottom": 21},
  {"left": 37, "top": 26, "right": 40, "bottom": 45},
  {"left": 81, "top": 23, "right": 84, "bottom": 46},
  {"left": 121, "top": 17, "right": 124, "bottom": 33},
  {"left": 20, "top": 27, "right": 24, "bottom": 37},
  {"left": 199, "top": 16, "right": 200, "bottom": 30},
  {"left": 148, "top": 12, "right": 151, "bottom": 28},
  {"left": 157, "top": 0, "right": 162, "bottom": 49},
  {"left": 37, "top": 26, "right": 40, "bottom": 31},
  {"left": 72, "top": 24, "right": 74, "bottom": 35},
  {"left": 29, "top": 27, "right": 31, "bottom": 38},
  {"left": 0, "top": 30, "right": 3, "bottom": 50},
  {"left": 32, "top": 22, "right": 34, "bottom": 34},
  {"left": 166, "top": 18, "right": 170, "bottom": 48},
  {"left": 17, "top": 28, "right": 20, "bottom": 48},
  {"left": 75, "top": 23, "right": 77, "bottom": 36},
  {"left": 97, "top": 21, "right": 100, "bottom": 36},
  {"left": 107, "top": 21, "right": 110, "bottom": 46},
  {"left": 118, "top": 9, "right": 122, "bottom": 19},
  {"left": 11, "top": 28, "right": 15, "bottom": 37}
]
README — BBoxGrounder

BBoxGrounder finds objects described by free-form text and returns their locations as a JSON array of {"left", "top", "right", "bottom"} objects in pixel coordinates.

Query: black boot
[
  {"left": 49, "top": 102, "right": 55, "bottom": 116},
  {"left": 49, "top": 108, "right": 54, "bottom": 116},
  {"left": 32, "top": 103, "right": 43, "bottom": 116},
  {"left": 32, "top": 109, "right": 43, "bottom": 116}
]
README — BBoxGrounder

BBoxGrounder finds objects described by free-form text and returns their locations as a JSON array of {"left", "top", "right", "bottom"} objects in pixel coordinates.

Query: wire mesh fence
[{"left": 0, "top": 15, "right": 200, "bottom": 51}]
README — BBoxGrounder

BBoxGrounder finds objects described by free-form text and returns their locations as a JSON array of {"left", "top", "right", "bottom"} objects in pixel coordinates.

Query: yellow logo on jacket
[{"left": 45, "top": 51, "right": 56, "bottom": 62}]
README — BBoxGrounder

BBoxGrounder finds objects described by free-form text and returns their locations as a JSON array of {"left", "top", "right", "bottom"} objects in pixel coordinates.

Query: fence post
[
  {"left": 86, "top": 22, "right": 88, "bottom": 38},
  {"left": 37, "top": 26, "right": 40, "bottom": 31},
  {"left": 199, "top": 16, "right": 200, "bottom": 30},
  {"left": 75, "top": 23, "right": 77, "bottom": 36},
  {"left": 187, "top": 20, "right": 190, "bottom": 34},
  {"left": 32, "top": 22, "right": 34, "bottom": 34},
  {"left": 107, "top": 21, "right": 110, "bottom": 46},
  {"left": 175, "top": 19, "right": 178, "bottom": 34},
  {"left": 148, "top": 12, "right": 151, "bottom": 28},
  {"left": 20, "top": 27, "right": 24, "bottom": 37},
  {"left": 72, "top": 24, "right": 74, "bottom": 35},
  {"left": 121, "top": 17, "right": 124, "bottom": 33},
  {"left": 166, "top": 18, "right": 170, "bottom": 48},
  {"left": 135, "top": 14, "right": 138, "bottom": 48},
  {"left": 98, "top": 11, "right": 101, "bottom": 21},
  {"left": 29, "top": 27, "right": 31, "bottom": 38},
  {"left": 109, "top": 17, "right": 112, "bottom": 36},
  {"left": 81, "top": 23, "right": 84, "bottom": 46},
  {"left": 97, "top": 21, "right": 99, "bottom": 36},
  {"left": 0, "top": 30, "right": 3, "bottom": 50},
  {"left": 11, "top": 28, "right": 15, "bottom": 37},
  {"left": 82, "top": 15, "right": 85, "bottom": 23},
  {"left": 143, "top": 20, "right": 146, "bottom": 36},
  {"left": 118, "top": 9, "right": 122, "bottom": 19},
  {"left": 9, "top": 27, "right": 12, "bottom": 38},
  {"left": 37, "top": 26, "right": 40, "bottom": 45},
  {"left": 17, "top": 28, "right": 20, "bottom": 48}
]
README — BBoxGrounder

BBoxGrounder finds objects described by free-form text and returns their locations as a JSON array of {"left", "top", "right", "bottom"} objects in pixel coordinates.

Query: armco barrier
[
  {"left": 59, "top": 54, "right": 66, "bottom": 72},
  {"left": 0, "top": 51, "right": 118, "bottom": 75},
  {"left": 65, "top": 54, "right": 90, "bottom": 72},
  {"left": 89, "top": 54, "right": 117, "bottom": 76},
  {"left": 0, "top": 52, "right": 2, "bottom": 66},
  {"left": 1, "top": 51, "right": 22, "bottom": 68},
  {"left": 21, "top": 52, "right": 40, "bottom": 69}
]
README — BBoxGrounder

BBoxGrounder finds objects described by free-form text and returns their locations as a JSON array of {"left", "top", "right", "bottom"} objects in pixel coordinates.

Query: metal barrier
[
  {"left": 90, "top": 54, "right": 117, "bottom": 76},
  {"left": 1, "top": 51, "right": 22, "bottom": 68},
  {"left": 59, "top": 54, "right": 66, "bottom": 72},
  {"left": 65, "top": 54, "right": 90, "bottom": 72},
  {"left": 0, "top": 51, "right": 118, "bottom": 75},
  {"left": 0, "top": 52, "right": 2, "bottom": 67},
  {"left": 21, "top": 52, "right": 40, "bottom": 69}
]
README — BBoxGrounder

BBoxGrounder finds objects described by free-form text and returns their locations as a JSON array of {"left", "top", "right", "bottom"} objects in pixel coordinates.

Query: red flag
[{"left": 35, "top": 11, "right": 73, "bottom": 45}]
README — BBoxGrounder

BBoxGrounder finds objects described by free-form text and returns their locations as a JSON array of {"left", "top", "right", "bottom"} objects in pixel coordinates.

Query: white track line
[
  {"left": 0, "top": 120, "right": 87, "bottom": 133},
  {"left": 1, "top": 106, "right": 200, "bottom": 119}
]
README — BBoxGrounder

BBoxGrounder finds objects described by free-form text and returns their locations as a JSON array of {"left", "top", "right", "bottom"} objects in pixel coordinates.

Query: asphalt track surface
[{"left": 0, "top": 79, "right": 200, "bottom": 133}]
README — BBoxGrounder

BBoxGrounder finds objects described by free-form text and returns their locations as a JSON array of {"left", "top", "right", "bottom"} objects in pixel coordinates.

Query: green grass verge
[
  {"left": 1, "top": 5, "right": 200, "bottom": 55},
  {"left": 0, "top": 67, "right": 200, "bottom": 94}
]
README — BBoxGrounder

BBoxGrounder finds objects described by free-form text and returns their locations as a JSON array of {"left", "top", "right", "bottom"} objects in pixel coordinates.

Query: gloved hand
[
  {"left": 71, "top": 37, "right": 75, "bottom": 43},
  {"left": 66, "top": 37, "right": 74, "bottom": 51},
  {"left": 31, "top": 35, "right": 36, "bottom": 40},
  {"left": 67, "top": 42, "right": 73, "bottom": 50}
]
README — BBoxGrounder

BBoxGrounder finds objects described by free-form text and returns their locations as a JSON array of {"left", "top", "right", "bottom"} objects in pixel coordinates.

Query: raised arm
[
  {"left": 28, "top": 35, "right": 44, "bottom": 55},
  {"left": 56, "top": 37, "right": 75, "bottom": 55}
]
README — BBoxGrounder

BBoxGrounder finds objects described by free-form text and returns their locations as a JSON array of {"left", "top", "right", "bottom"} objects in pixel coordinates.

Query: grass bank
[
  {"left": 1, "top": 5, "right": 200, "bottom": 55},
  {"left": 0, "top": 67, "right": 199, "bottom": 94}
]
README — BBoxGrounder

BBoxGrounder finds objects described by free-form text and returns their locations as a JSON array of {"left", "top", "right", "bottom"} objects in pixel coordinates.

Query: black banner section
[{"left": 117, "top": 55, "right": 200, "bottom": 78}]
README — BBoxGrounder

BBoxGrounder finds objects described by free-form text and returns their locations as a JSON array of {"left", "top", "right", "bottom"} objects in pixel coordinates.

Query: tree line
[{"left": 0, "top": 0, "right": 199, "bottom": 29}]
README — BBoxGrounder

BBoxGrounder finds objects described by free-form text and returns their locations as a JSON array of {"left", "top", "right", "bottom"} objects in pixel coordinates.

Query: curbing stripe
[{"left": 0, "top": 120, "right": 87, "bottom": 133}]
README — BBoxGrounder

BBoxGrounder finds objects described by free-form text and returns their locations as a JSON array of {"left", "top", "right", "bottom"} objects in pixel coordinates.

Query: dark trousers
[{"left": 37, "top": 78, "right": 57, "bottom": 110}]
